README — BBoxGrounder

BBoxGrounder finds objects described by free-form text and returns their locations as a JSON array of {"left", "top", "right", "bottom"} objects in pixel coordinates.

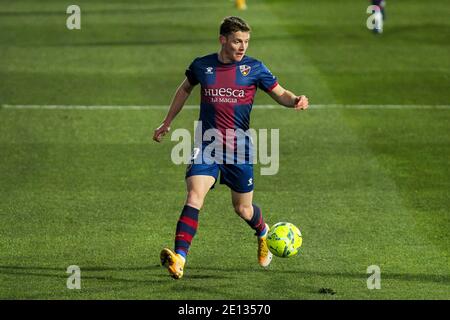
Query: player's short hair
[{"left": 220, "top": 16, "right": 251, "bottom": 36}]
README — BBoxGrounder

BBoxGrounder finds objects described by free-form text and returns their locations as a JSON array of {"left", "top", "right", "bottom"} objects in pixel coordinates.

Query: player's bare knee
[
  {"left": 186, "top": 191, "right": 204, "bottom": 210},
  {"left": 234, "top": 204, "right": 252, "bottom": 220}
]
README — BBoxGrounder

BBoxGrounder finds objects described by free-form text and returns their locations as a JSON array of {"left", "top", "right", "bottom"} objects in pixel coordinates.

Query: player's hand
[
  {"left": 294, "top": 95, "right": 309, "bottom": 111},
  {"left": 153, "top": 122, "right": 171, "bottom": 142}
]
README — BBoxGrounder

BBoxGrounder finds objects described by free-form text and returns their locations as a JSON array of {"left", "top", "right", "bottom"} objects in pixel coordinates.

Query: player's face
[{"left": 220, "top": 31, "right": 250, "bottom": 62}]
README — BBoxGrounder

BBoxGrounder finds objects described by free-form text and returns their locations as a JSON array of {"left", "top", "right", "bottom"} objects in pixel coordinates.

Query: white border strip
[{"left": 1, "top": 104, "right": 450, "bottom": 110}]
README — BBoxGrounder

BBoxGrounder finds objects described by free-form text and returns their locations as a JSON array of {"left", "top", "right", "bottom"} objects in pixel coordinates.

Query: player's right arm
[{"left": 153, "top": 78, "right": 194, "bottom": 143}]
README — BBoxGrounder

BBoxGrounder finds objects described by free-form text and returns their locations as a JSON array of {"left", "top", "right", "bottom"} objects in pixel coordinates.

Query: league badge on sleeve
[{"left": 239, "top": 65, "right": 251, "bottom": 76}]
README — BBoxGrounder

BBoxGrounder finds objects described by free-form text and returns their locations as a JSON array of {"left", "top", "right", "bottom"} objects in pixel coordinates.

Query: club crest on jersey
[
  {"left": 239, "top": 65, "right": 251, "bottom": 76},
  {"left": 205, "top": 67, "right": 214, "bottom": 75}
]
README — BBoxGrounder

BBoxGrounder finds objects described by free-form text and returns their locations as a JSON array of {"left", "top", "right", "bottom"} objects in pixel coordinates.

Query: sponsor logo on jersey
[
  {"left": 239, "top": 65, "right": 251, "bottom": 76},
  {"left": 203, "top": 88, "right": 245, "bottom": 98}
]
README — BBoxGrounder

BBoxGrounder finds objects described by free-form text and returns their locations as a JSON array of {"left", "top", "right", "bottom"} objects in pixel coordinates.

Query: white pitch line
[
  {"left": 1, "top": 104, "right": 450, "bottom": 110},
  {"left": 313, "top": 104, "right": 450, "bottom": 110}
]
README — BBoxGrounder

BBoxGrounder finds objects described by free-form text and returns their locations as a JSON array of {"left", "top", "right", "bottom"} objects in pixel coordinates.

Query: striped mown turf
[{"left": 0, "top": 0, "right": 449, "bottom": 299}]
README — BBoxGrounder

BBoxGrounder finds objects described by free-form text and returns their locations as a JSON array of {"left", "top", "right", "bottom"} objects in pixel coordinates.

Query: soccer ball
[{"left": 267, "top": 222, "right": 302, "bottom": 258}]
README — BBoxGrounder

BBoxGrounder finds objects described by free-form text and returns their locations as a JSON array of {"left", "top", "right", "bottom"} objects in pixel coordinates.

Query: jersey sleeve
[
  {"left": 185, "top": 59, "right": 200, "bottom": 86},
  {"left": 257, "top": 62, "right": 278, "bottom": 92}
]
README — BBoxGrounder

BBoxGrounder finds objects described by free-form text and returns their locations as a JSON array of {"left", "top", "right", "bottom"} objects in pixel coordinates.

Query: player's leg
[
  {"left": 174, "top": 175, "right": 216, "bottom": 258},
  {"left": 161, "top": 170, "right": 216, "bottom": 279},
  {"left": 219, "top": 164, "right": 267, "bottom": 235},
  {"left": 374, "top": 10, "right": 383, "bottom": 33},
  {"left": 220, "top": 163, "right": 272, "bottom": 267},
  {"left": 185, "top": 174, "right": 215, "bottom": 209},
  {"left": 231, "top": 190, "right": 260, "bottom": 232},
  {"left": 231, "top": 190, "right": 272, "bottom": 267}
]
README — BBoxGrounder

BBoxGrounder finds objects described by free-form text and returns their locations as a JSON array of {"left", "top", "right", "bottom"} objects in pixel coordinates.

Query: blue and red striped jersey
[
  {"left": 185, "top": 53, "right": 278, "bottom": 163},
  {"left": 186, "top": 53, "right": 277, "bottom": 133}
]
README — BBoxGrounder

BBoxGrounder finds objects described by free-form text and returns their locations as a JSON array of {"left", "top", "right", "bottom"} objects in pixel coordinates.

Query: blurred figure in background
[
  {"left": 236, "top": 0, "right": 247, "bottom": 10},
  {"left": 371, "top": 0, "right": 386, "bottom": 34}
]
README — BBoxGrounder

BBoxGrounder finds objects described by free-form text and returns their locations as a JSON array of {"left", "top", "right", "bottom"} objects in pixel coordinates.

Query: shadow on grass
[
  {"left": 2, "top": 264, "right": 448, "bottom": 285},
  {"left": 0, "top": 264, "right": 238, "bottom": 298},
  {"left": 189, "top": 265, "right": 450, "bottom": 284},
  {"left": 0, "top": 264, "right": 230, "bottom": 283},
  {"left": 0, "top": 265, "right": 168, "bottom": 284}
]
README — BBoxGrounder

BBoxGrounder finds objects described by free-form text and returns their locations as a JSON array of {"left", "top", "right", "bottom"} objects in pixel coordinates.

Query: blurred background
[{"left": 1, "top": 0, "right": 449, "bottom": 106}]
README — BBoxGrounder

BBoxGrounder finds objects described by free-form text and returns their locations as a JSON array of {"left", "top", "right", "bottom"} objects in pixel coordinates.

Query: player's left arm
[{"left": 268, "top": 84, "right": 309, "bottom": 111}]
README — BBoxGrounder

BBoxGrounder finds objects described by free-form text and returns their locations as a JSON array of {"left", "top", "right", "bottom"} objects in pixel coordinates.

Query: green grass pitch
[{"left": 0, "top": 0, "right": 449, "bottom": 299}]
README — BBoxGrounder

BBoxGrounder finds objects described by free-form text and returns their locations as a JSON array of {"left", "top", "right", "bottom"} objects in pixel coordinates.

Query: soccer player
[
  {"left": 370, "top": 0, "right": 386, "bottom": 34},
  {"left": 153, "top": 16, "right": 309, "bottom": 279}
]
